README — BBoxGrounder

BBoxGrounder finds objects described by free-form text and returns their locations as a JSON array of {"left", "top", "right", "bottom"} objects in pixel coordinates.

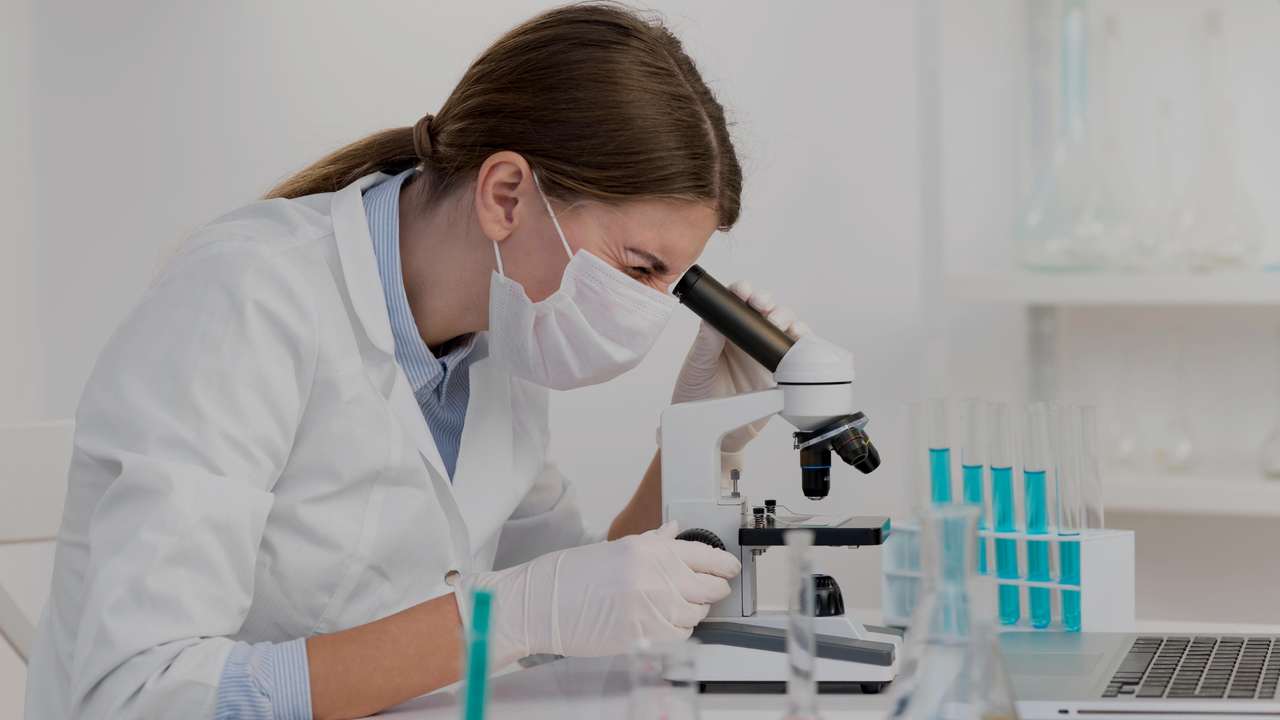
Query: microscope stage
[{"left": 738, "top": 515, "right": 890, "bottom": 547}]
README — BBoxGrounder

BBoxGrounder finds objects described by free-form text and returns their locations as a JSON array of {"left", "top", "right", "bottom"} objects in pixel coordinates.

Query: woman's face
[{"left": 477, "top": 153, "right": 720, "bottom": 303}]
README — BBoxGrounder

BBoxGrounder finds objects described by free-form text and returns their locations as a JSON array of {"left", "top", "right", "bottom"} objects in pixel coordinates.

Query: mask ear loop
[{"left": 532, "top": 171, "right": 575, "bottom": 262}]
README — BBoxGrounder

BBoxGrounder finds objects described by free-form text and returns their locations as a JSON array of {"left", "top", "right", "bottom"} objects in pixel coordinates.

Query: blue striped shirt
[
  {"left": 364, "top": 169, "right": 478, "bottom": 479},
  {"left": 215, "top": 170, "right": 477, "bottom": 719}
]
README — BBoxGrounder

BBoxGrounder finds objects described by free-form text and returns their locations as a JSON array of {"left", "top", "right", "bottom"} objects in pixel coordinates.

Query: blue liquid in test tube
[
  {"left": 1060, "top": 540, "right": 1081, "bottom": 630},
  {"left": 1024, "top": 469, "right": 1051, "bottom": 628},
  {"left": 929, "top": 448, "right": 953, "bottom": 504},
  {"left": 962, "top": 464, "right": 987, "bottom": 573},
  {"left": 991, "top": 466, "right": 1020, "bottom": 624}
]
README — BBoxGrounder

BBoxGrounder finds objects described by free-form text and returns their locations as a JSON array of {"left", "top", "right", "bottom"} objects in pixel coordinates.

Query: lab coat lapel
[
  {"left": 329, "top": 173, "right": 473, "bottom": 567},
  {"left": 451, "top": 342, "right": 516, "bottom": 554}
]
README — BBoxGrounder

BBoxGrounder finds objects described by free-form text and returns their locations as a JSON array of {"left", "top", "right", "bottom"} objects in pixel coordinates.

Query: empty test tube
[
  {"left": 958, "top": 398, "right": 988, "bottom": 574},
  {"left": 926, "top": 399, "right": 953, "bottom": 504},
  {"left": 987, "top": 402, "right": 1020, "bottom": 625},
  {"left": 1054, "top": 405, "right": 1085, "bottom": 632},
  {"left": 1022, "top": 403, "right": 1055, "bottom": 629},
  {"left": 1079, "top": 406, "right": 1105, "bottom": 530}
]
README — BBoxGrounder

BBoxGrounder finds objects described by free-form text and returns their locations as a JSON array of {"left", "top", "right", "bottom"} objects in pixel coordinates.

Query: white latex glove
[
  {"left": 454, "top": 522, "right": 740, "bottom": 668},
  {"left": 670, "top": 281, "right": 811, "bottom": 456}
]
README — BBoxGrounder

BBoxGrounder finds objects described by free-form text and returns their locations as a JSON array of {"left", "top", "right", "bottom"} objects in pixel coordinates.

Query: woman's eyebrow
[{"left": 626, "top": 248, "right": 670, "bottom": 275}]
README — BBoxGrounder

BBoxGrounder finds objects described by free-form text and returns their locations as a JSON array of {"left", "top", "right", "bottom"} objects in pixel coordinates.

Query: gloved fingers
[
  {"left": 788, "top": 320, "right": 812, "bottom": 340},
  {"left": 726, "top": 279, "right": 753, "bottom": 302},
  {"left": 684, "top": 321, "right": 727, "bottom": 371},
  {"left": 649, "top": 521, "right": 680, "bottom": 540},
  {"left": 747, "top": 289, "right": 775, "bottom": 314},
  {"left": 765, "top": 304, "right": 796, "bottom": 333},
  {"left": 668, "top": 596, "right": 713, "bottom": 630},
  {"left": 682, "top": 571, "right": 732, "bottom": 605},
  {"left": 670, "top": 539, "right": 742, "bottom": 579}
]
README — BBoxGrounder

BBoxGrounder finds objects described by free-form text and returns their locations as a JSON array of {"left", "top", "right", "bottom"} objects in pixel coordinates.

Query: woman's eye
[{"left": 629, "top": 266, "right": 652, "bottom": 278}]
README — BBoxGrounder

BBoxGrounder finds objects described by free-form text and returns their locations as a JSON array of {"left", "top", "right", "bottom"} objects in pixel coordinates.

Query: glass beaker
[
  {"left": 784, "top": 529, "right": 820, "bottom": 720},
  {"left": 887, "top": 505, "right": 1020, "bottom": 720},
  {"left": 628, "top": 640, "right": 699, "bottom": 720}
]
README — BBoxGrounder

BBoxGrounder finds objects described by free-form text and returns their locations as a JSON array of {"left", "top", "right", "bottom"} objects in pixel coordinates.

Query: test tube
[
  {"left": 1079, "top": 405, "right": 1105, "bottom": 530},
  {"left": 925, "top": 399, "right": 953, "bottom": 504},
  {"left": 986, "top": 402, "right": 1020, "bottom": 625},
  {"left": 1022, "top": 402, "right": 1055, "bottom": 629},
  {"left": 958, "top": 398, "right": 988, "bottom": 574},
  {"left": 784, "top": 530, "right": 819, "bottom": 720},
  {"left": 1054, "top": 405, "right": 1084, "bottom": 632}
]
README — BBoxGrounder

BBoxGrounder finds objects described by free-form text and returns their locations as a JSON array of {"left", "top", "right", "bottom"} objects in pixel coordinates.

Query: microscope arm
[{"left": 660, "top": 387, "right": 784, "bottom": 511}]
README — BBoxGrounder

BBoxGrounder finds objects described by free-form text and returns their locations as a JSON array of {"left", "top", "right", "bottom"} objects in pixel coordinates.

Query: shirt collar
[{"left": 364, "top": 170, "right": 477, "bottom": 401}]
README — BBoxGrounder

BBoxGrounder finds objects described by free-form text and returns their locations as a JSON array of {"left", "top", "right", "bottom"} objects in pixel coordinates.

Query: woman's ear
[{"left": 474, "top": 151, "right": 535, "bottom": 243}]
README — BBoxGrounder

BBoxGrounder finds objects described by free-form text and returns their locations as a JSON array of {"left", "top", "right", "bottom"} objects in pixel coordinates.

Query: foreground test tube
[
  {"left": 784, "top": 530, "right": 820, "bottom": 720},
  {"left": 925, "top": 399, "right": 953, "bottom": 504},
  {"left": 986, "top": 403, "right": 1020, "bottom": 625},
  {"left": 958, "top": 399, "right": 988, "bottom": 574},
  {"left": 1054, "top": 405, "right": 1085, "bottom": 632},
  {"left": 1022, "top": 403, "right": 1055, "bottom": 629}
]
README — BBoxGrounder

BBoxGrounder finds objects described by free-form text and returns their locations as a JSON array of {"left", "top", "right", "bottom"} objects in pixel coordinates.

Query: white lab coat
[{"left": 25, "top": 172, "right": 596, "bottom": 719}]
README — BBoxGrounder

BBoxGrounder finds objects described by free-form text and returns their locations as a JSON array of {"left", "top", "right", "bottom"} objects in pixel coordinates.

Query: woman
[{"left": 26, "top": 4, "right": 809, "bottom": 719}]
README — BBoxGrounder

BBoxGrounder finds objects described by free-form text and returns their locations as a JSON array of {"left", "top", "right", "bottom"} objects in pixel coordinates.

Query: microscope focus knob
[
  {"left": 813, "top": 574, "right": 845, "bottom": 617},
  {"left": 675, "top": 528, "right": 726, "bottom": 551}
]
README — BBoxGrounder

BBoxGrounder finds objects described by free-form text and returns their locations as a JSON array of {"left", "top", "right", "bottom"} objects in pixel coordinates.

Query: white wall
[{"left": 5, "top": 5, "right": 928, "bottom": 703}]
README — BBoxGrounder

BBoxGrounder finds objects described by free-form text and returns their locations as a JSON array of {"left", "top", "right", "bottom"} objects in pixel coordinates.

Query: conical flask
[
  {"left": 1016, "top": 0, "right": 1145, "bottom": 272},
  {"left": 887, "top": 505, "right": 1019, "bottom": 720},
  {"left": 1171, "top": 11, "right": 1263, "bottom": 270}
]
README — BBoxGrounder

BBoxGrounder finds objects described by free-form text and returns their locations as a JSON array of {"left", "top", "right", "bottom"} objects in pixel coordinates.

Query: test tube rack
[{"left": 881, "top": 521, "right": 1135, "bottom": 632}]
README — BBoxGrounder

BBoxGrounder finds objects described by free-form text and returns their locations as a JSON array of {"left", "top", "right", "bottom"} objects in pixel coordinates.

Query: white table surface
[
  {"left": 367, "top": 612, "right": 1280, "bottom": 719},
  {"left": 375, "top": 654, "right": 893, "bottom": 720}
]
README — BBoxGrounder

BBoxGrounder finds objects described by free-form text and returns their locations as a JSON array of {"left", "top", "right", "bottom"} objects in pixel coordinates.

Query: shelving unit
[{"left": 947, "top": 271, "right": 1280, "bottom": 307}]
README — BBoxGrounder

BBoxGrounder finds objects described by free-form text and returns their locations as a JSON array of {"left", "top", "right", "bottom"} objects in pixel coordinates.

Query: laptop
[{"left": 1004, "top": 632, "right": 1280, "bottom": 718}]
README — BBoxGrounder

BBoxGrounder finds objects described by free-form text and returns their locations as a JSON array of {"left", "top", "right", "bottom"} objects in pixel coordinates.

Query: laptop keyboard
[{"left": 1103, "top": 637, "right": 1280, "bottom": 700}]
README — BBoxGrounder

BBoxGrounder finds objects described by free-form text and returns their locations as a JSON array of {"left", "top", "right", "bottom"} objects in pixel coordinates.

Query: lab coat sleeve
[
  {"left": 492, "top": 427, "right": 602, "bottom": 570},
  {"left": 64, "top": 245, "right": 318, "bottom": 719}
]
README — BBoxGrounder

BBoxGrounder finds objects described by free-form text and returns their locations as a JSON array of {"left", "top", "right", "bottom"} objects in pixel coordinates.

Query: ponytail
[{"left": 264, "top": 127, "right": 419, "bottom": 200}]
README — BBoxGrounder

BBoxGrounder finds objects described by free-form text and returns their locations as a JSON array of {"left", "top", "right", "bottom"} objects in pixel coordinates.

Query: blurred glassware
[
  {"left": 1156, "top": 328, "right": 1198, "bottom": 473},
  {"left": 1078, "top": 406, "right": 1106, "bottom": 530},
  {"left": 886, "top": 504, "right": 1020, "bottom": 720},
  {"left": 628, "top": 640, "right": 699, "bottom": 720},
  {"left": 1098, "top": 15, "right": 1154, "bottom": 271},
  {"left": 783, "top": 530, "right": 820, "bottom": 720},
  {"left": 1016, "top": 0, "right": 1145, "bottom": 272},
  {"left": 1105, "top": 333, "right": 1143, "bottom": 467},
  {"left": 1259, "top": 330, "right": 1280, "bottom": 480},
  {"left": 1170, "top": 10, "right": 1263, "bottom": 271}
]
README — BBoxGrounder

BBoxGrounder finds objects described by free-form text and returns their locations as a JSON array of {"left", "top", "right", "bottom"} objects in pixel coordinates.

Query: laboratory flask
[
  {"left": 1015, "top": 0, "right": 1144, "bottom": 272},
  {"left": 887, "top": 505, "right": 1019, "bottom": 720},
  {"left": 1171, "top": 11, "right": 1263, "bottom": 270},
  {"left": 628, "top": 640, "right": 699, "bottom": 720}
]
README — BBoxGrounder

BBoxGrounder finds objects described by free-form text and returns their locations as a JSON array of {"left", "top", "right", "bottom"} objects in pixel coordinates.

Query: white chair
[{"left": 0, "top": 420, "right": 73, "bottom": 663}]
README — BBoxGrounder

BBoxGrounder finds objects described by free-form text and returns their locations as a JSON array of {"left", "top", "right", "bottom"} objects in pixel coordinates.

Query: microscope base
[{"left": 685, "top": 613, "right": 901, "bottom": 690}]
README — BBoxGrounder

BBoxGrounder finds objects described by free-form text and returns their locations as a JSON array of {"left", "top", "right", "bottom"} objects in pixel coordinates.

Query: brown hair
[{"left": 264, "top": 2, "right": 742, "bottom": 230}]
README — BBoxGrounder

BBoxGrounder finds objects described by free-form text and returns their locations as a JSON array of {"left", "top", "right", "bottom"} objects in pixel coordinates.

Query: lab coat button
[{"left": 444, "top": 570, "right": 461, "bottom": 586}]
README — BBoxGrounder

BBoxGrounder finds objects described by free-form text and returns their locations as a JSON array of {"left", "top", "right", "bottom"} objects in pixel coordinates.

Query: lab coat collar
[{"left": 331, "top": 172, "right": 397, "bottom": 356}]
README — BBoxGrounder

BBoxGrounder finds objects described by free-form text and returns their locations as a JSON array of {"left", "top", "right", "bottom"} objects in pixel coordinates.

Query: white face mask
[{"left": 487, "top": 174, "right": 679, "bottom": 390}]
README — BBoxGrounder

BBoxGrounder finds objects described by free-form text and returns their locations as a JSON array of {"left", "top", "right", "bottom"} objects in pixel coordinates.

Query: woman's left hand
[{"left": 670, "top": 280, "right": 810, "bottom": 454}]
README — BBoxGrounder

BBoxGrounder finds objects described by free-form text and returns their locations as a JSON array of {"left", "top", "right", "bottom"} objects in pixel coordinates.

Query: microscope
[{"left": 662, "top": 265, "right": 902, "bottom": 693}]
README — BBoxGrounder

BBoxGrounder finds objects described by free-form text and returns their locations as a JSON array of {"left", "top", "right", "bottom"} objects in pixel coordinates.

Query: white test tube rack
[{"left": 881, "top": 521, "right": 1135, "bottom": 632}]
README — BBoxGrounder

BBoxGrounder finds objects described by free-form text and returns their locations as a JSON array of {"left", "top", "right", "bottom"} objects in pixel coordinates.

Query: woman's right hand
[{"left": 455, "top": 522, "right": 741, "bottom": 667}]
